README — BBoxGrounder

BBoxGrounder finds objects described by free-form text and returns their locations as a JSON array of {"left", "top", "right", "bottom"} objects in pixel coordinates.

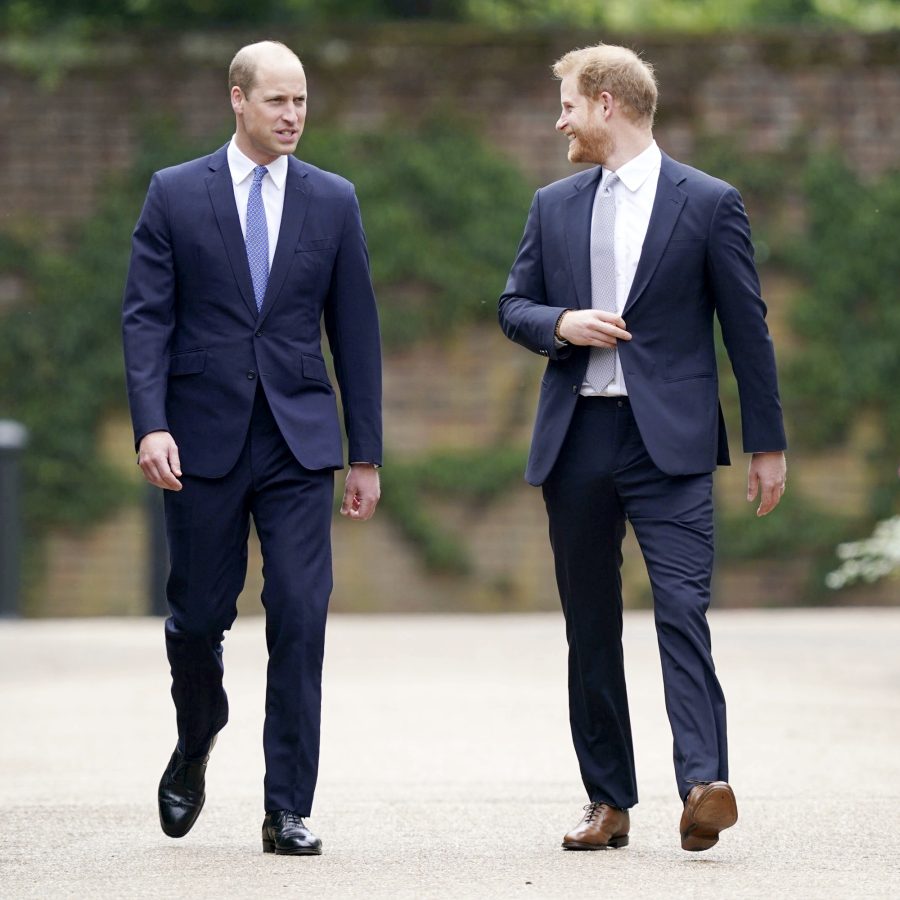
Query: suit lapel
[
  {"left": 257, "top": 159, "right": 311, "bottom": 328},
  {"left": 565, "top": 167, "right": 603, "bottom": 310},
  {"left": 206, "top": 147, "right": 257, "bottom": 319},
  {"left": 206, "top": 149, "right": 258, "bottom": 320},
  {"left": 622, "top": 155, "right": 686, "bottom": 316}
]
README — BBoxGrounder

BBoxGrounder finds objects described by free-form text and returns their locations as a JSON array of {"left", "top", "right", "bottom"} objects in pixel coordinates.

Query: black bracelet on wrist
[{"left": 554, "top": 310, "right": 570, "bottom": 344}]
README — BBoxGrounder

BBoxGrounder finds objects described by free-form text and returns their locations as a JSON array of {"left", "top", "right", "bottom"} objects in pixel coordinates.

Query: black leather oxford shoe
[
  {"left": 157, "top": 737, "right": 215, "bottom": 838},
  {"left": 262, "top": 810, "right": 323, "bottom": 855}
]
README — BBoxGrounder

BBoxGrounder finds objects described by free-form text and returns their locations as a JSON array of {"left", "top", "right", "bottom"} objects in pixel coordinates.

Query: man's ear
[
  {"left": 598, "top": 90, "right": 614, "bottom": 119},
  {"left": 230, "top": 86, "right": 244, "bottom": 116}
]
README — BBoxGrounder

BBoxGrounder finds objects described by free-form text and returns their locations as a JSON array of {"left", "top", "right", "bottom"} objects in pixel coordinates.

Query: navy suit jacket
[
  {"left": 123, "top": 145, "right": 382, "bottom": 478},
  {"left": 499, "top": 153, "right": 786, "bottom": 485}
]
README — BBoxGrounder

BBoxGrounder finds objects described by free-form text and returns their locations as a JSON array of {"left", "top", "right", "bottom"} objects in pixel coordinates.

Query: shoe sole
[
  {"left": 561, "top": 835, "right": 629, "bottom": 851},
  {"left": 262, "top": 839, "right": 322, "bottom": 856},
  {"left": 681, "top": 785, "right": 738, "bottom": 852}
]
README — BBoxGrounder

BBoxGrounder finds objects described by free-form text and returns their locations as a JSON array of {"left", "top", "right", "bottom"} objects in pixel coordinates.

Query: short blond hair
[
  {"left": 553, "top": 44, "right": 657, "bottom": 125},
  {"left": 229, "top": 41, "right": 302, "bottom": 97}
]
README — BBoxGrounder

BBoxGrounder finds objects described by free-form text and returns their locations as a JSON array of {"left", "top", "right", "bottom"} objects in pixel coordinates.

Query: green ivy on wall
[
  {"left": 5, "top": 116, "right": 898, "bottom": 599},
  {"left": 0, "top": 117, "right": 532, "bottom": 577},
  {"left": 378, "top": 444, "right": 528, "bottom": 574},
  {"left": 0, "top": 122, "right": 211, "bottom": 536},
  {"left": 691, "top": 137, "right": 900, "bottom": 597},
  {"left": 786, "top": 155, "right": 900, "bottom": 519},
  {"left": 299, "top": 117, "right": 533, "bottom": 347}
]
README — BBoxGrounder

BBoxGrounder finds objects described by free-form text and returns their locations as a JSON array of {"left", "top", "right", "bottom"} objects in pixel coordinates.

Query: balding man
[
  {"left": 123, "top": 41, "right": 382, "bottom": 855},
  {"left": 499, "top": 44, "right": 786, "bottom": 851}
]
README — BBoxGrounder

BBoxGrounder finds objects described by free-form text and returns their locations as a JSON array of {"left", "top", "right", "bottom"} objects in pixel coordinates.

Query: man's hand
[
  {"left": 747, "top": 451, "right": 786, "bottom": 517},
  {"left": 138, "top": 431, "right": 183, "bottom": 491},
  {"left": 340, "top": 463, "right": 380, "bottom": 521},
  {"left": 558, "top": 309, "right": 632, "bottom": 348}
]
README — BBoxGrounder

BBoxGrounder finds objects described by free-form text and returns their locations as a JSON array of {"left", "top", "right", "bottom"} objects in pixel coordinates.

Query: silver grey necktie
[{"left": 585, "top": 173, "right": 619, "bottom": 392}]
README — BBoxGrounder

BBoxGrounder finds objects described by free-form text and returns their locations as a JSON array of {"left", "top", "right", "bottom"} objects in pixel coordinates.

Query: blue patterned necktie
[
  {"left": 246, "top": 165, "right": 269, "bottom": 312},
  {"left": 585, "top": 172, "right": 619, "bottom": 391}
]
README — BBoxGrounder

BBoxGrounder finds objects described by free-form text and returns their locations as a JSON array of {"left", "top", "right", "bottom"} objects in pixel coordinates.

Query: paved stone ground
[{"left": 1, "top": 609, "right": 898, "bottom": 899}]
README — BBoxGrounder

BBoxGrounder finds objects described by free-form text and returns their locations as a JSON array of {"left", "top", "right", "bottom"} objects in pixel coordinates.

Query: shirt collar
[
  {"left": 227, "top": 137, "right": 289, "bottom": 190},
  {"left": 604, "top": 140, "right": 661, "bottom": 193}
]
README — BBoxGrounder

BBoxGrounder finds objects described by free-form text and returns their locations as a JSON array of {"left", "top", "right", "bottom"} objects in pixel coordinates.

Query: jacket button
[
  {"left": 247, "top": 371, "right": 256, "bottom": 380},
  {"left": 572, "top": 385, "right": 578, "bottom": 394},
  {"left": 255, "top": 330, "right": 263, "bottom": 338}
]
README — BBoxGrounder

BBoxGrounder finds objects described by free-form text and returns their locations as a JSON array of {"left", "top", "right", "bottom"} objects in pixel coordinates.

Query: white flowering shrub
[{"left": 826, "top": 516, "right": 900, "bottom": 589}]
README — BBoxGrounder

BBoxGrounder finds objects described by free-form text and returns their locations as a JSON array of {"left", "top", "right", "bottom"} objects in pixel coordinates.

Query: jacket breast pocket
[
  {"left": 662, "top": 369, "right": 715, "bottom": 384},
  {"left": 296, "top": 237, "right": 337, "bottom": 253},
  {"left": 663, "top": 237, "right": 705, "bottom": 259},
  {"left": 169, "top": 349, "right": 206, "bottom": 377}
]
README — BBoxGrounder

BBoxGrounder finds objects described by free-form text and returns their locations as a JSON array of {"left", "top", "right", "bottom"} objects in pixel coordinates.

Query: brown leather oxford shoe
[
  {"left": 680, "top": 781, "right": 738, "bottom": 851},
  {"left": 562, "top": 802, "right": 630, "bottom": 850}
]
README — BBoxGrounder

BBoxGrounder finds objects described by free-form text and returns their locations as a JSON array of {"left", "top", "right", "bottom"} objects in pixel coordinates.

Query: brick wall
[
  {"left": 4, "top": 26, "right": 899, "bottom": 614},
  {"left": 4, "top": 27, "right": 899, "bottom": 235}
]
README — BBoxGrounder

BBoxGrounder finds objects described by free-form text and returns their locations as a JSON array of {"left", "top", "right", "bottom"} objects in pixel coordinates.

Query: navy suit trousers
[
  {"left": 163, "top": 385, "right": 334, "bottom": 815},
  {"left": 541, "top": 396, "right": 728, "bottom": 807}
]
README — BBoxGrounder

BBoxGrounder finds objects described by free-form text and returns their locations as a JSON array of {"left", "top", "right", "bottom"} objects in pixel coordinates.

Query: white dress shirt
[
  {"left": 227, "top": 137, "right": 288, "bottom": 269},
  {"left": 581, "top": 140, "right": 662, "bottom": 397}
]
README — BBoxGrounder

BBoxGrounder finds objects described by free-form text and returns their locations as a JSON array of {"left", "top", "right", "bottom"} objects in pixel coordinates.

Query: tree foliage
[
  {"left": 3, "top": 0, "right": 898, "bottom": 31},
  {"left": 1, "top": 0, "right": 467, "bottom": 30},
  {"left": 466, "top": 0, "right": 900, "bottom": 30}
]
